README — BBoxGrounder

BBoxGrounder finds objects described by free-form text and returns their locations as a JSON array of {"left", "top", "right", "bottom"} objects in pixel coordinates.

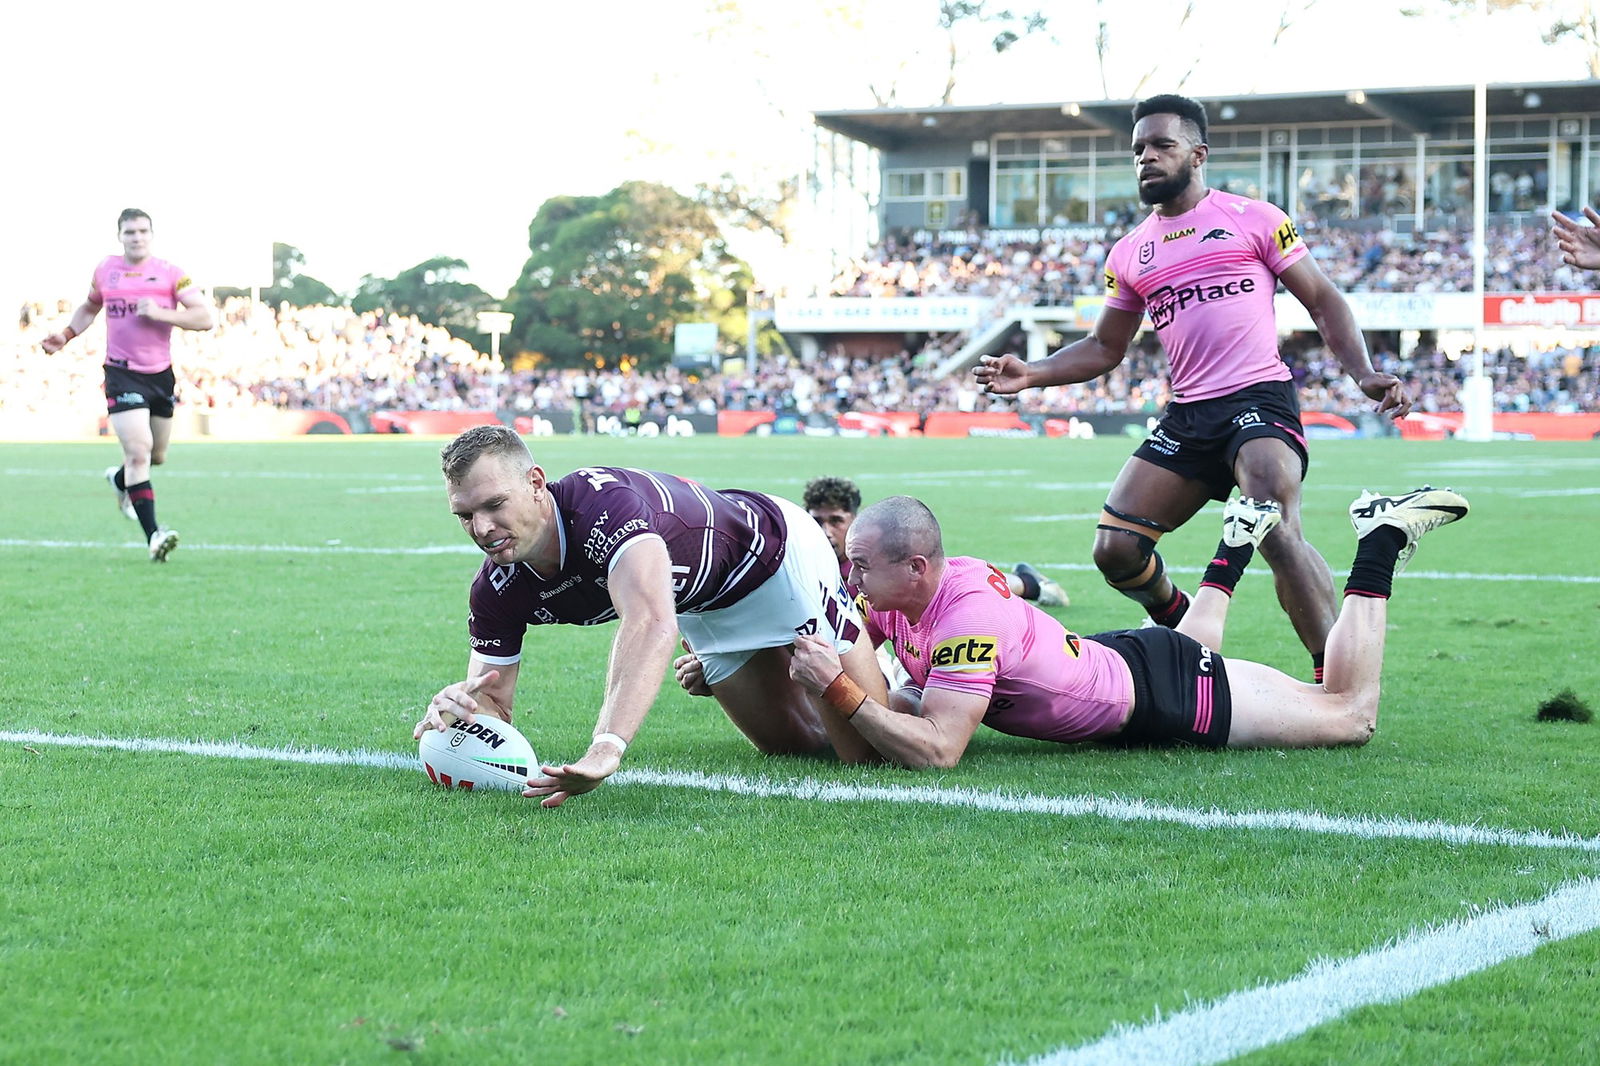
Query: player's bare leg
[
  {"left": 109, "top": 408, "right": 155, "bottom": 485},
  {"left": 711, "top": 641, "right": 887, "bottom": 761},
  {"left": 149, "top": 413, "right": 174, "bottom": 468},
  {"left": 1233, "top": 437, "right": 1337, "bottom": 673},
  {"left": 1177, "top": 495, "right": 1283, "bottom": 651},
  {"left": 1223, "top": 486, "right": 1468, "bottom": 748},
  {"left": 109, "top": 408, "right": 177, "bottom": 560}
]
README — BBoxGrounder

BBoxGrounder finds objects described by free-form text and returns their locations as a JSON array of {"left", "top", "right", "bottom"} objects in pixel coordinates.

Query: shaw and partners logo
[
  {"left": 582, "top": 518, "right": 648, "bottom": 565},
  {"left": 1146, "top": 277, "right": 1256, "bottom": 330}
]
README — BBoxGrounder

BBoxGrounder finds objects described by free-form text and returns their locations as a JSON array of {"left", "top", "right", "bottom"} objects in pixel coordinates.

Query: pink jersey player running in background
[
  {"left": 976, "top": 93, "right": 1411, "bottom": 684},
  {"left": 41, "top": 208, "right": 215, "bottom": 561}
]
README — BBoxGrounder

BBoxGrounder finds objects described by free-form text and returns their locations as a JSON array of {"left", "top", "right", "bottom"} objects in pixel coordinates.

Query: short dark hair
[
  {"left": 1132, "top": 94, "right": 1208, "bottom": 146},
  {"left": 440, "top": 424, "right": 532, "bottom": 482},
  {"left": 803, "top": 476, "right": 861, "bottom": 514},
  {"left": 117, "top": 208, "right": 152, "bottom": 230}
]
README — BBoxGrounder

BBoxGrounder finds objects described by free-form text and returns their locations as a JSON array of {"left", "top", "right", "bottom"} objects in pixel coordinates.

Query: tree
[
  {"left": 216, "top": 242, "right": 339, "bottom": 306},
  {"left": 350, "top": 256, "right": 496, "bottom": 335},
  {"left": 934, "top": 2, "right": 1051, "bottom": 105},
  {"left": 504, "top": 181, "right": 751, "bottom": 370},
  {"left": 1402, "top": 0, "right": 1600, "bottom": 77}
]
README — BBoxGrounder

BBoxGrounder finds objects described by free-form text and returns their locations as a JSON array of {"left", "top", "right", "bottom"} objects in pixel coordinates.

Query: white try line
[
  {"left": 9, "top": 729, "right": 1597, "bottom": 1066},
  {"left": 7, "top": 730, "right": 1600, "bottom": 854},
  {"left": 1020, "top": 876, "right": 1600, "bottom": 1066},
  {"left": 1, "top": 538, "right": 1597, "bottom": 584}
]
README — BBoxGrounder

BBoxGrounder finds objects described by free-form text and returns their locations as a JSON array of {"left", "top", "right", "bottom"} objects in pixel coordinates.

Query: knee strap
[
  {"left": 1100, "top": 503, "right": 1174, "bottom": 534},
  {"left": 1098, "top": 524, "right": 1161, "bottom": 587}
]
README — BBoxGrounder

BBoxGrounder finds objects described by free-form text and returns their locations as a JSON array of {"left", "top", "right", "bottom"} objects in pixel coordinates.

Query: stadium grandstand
[{"left": 6, "top": 81, "right": 1597, "bottom": 442}]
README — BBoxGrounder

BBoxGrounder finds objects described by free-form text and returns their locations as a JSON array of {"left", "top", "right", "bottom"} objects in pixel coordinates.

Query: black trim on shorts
[
  {"left": 1087, "top": 627, "right": 1232, "bottom": 748},
  {"left": 104, "top": 364, "right": 178, "bottom": 418},
  {"left": 1131, "top": 379, "right": 1309, "bottom": 501}
]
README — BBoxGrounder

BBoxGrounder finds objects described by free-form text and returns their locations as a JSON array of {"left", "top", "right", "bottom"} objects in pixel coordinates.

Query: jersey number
[{"left": 987, "top": 565, "right": 1012, "bottom": 598}]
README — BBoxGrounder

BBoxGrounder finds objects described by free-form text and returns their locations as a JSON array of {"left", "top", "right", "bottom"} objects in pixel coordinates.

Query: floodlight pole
[{"left": 1458, "top": 0, "right": 1494, "bottom": 442}]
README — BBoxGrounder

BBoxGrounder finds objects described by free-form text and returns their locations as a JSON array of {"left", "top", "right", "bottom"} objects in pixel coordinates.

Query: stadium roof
[{"left": 812, "top": 80, "right": 1600, "bottom": 149}]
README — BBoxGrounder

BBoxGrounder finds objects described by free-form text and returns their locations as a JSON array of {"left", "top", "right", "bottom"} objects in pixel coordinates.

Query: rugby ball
[{"left": 419, "top": 716, "right": 536, "bottom": 792}]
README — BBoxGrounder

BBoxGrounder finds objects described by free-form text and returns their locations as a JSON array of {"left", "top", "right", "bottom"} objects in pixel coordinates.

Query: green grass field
[{"left": 2, "top": 435, "right": 1598, "bottom": 1065}]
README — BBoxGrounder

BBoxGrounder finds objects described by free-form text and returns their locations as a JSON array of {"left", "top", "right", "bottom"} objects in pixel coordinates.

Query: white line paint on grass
[
  {"left": 3, "top": 467, "right": 436, "bottom": 481},
  {"left": 1020, "top": 876, "right": 1600, "bottom": 1066},
  {"left": 1513, "top": 487, "right": 1600, "bottom": 498},
  {"left": 8, "top": 730, "right": 1600, "bottom": 853},
  {"left": 0, "top": 538, "right": 478, "bottom": 555}
]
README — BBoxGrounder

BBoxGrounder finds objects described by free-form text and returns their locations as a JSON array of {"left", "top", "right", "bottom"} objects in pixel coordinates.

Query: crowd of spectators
[
  {"left": 8, "top": 298, "right": 719, "bottom": 423},
  {"left": 823, "top": 220, "right": 1592, "bottom": 303},
  {"left": 7, "top": 236, "right": 1597, "bottom": 429}
]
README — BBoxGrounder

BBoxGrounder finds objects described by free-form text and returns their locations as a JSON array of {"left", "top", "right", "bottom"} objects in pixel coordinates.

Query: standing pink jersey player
[
  {"left": 976, "top": 93, "right": 1412, "bottom": 683},
  {"left": 41, "top": 208, "right": 215, "bottom": 561}
]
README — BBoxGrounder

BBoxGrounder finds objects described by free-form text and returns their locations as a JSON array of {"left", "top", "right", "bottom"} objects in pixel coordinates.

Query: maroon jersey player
[{"left": 414, "top": 426, "right": 889, "bottom": 807}]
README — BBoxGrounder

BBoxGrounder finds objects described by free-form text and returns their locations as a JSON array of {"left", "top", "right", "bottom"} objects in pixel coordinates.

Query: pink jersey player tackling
[
  {"left": 860, "top": 557, "right": 1129, "bottom": 744},
  {"left": 41, "top": 208, "right": 214, "bottom": 562},
  {"left": 786, "top": 491, "right": 1468, "bottom": 768},
  {"left": 976, "top": 93, "right": 1413, "bottom": 685}
]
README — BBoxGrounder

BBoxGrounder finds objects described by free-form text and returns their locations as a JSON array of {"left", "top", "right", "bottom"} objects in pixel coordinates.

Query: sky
[{"left": 3, "top": 0, "right": 1590, "bottom": 310}]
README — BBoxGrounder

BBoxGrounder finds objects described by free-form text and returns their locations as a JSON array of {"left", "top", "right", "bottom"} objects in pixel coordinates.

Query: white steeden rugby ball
[{"left": 419, "top": 717, "right": 536, "bottom": 792}]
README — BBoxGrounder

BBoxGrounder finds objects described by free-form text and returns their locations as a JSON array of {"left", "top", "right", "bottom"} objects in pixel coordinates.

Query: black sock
[
  {"left": 1149, "top": 587, "right": 1191, "bottom": 627},
  {"left": 112, "top": 467, "right": 127, "bottom": 491},
  {"left": 1311, "top": 652, "right": 1325, "bottom": 684},
  {"left": 1344, "top": 526, "right": 1407, "bottom": 599},
  {"left": 1200, "top": 540, "right": 1254, "bottom": 597},
  {"left": 1013, "top": 568, "right": 1041, "bottom": 600},
  {"left": 128, "top": 480, "right": 159, "bottom": 539}
]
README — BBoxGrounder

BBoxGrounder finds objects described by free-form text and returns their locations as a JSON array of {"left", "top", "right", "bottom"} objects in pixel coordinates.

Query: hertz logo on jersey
[
  {"left": 1273, "top": 219, "right": 1303, "bottom": 254},
  {"left": 1163, "top": 227, "right": 1196, "bottom": 243},
  {"left": 929, "top": 635, "right": 997, "bottom": 673},
  {"left": 1103, "top": 269, "right": 1118, "bottom": 297}
]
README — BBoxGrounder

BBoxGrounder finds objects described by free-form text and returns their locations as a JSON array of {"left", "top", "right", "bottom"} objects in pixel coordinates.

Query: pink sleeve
[
  {"left": 1102, "top": 238, "right": 1144, "bottom": 312},
  {"left": 1256, "top": 203, "right": 1309, "bottom": 274}
]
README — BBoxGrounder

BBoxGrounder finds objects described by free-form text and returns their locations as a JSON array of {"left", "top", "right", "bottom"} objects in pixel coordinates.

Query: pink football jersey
[
  {"left": 1103, "top": 190, "right": 1308, "bottom": 402},
  {"left": 91, "top": 256, "right": 194, "bottom": 373},
  {"left": 862, "top": 556, "right": 1133, "bottom": 744}
]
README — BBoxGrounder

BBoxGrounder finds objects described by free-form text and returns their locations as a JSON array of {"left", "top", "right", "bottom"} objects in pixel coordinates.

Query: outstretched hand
[
  {"left": 972, "top": 354, "right": 1029, "bottom": 395},
  {"left": 1356, "top": 372, "right": 1412, "bottom": 421},
  {"left": 413, "top": 669, "right": 500, "bottom": 739},
  {"left": 1552, "top": 207, "right": 1600, "bottom": 270},
  {"left": 523, "top": 743, "right": 624, "bottom": 808}
]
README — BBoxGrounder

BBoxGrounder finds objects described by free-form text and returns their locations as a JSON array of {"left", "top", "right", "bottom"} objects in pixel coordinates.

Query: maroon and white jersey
[{"left": 467, "top": 467, "right": 788, "bottom": 664}]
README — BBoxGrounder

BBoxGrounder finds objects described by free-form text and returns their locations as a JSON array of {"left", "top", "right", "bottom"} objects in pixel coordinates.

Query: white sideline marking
[
  {"left": 1022, "top": 877, "right": 1600, "bottom": 1066},
  {"left": 1513, "top": 487, "right": 1600, "bottom": 498},
  {"left": 3, "top": 467, "right": 435, "bottom": 481},
  {"left": 1, "top": 539, "right": 1597, "bottom": 584},
  {"left": 0, "top": 538, "right": 477, "bottom": 555},
  {"left": 7, "top": 730, "right": 1600, "bottom": 853}
]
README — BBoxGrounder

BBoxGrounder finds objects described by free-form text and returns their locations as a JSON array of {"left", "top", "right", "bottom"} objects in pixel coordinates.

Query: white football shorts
[{"left": 677, "top": 495, "right": 864, "bottom": 686}]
